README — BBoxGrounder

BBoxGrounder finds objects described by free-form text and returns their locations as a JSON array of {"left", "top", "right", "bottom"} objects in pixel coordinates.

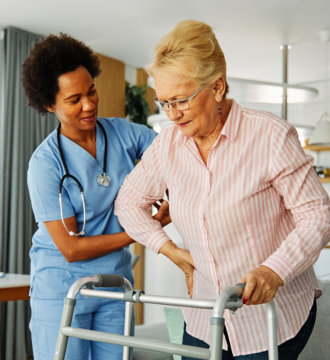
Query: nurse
[{"left": 22, "top": 34, "right": 168, "bottom": 360}]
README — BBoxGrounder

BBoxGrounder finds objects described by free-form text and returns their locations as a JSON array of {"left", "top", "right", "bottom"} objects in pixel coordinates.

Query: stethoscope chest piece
[{"left": 97, "top": 173, "right": 111, "bottom": 187}]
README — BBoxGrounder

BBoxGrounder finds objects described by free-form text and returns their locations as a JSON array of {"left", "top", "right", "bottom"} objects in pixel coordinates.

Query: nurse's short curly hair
[{"left": 22, "top": 33, "right": 101, "bottom": 114}]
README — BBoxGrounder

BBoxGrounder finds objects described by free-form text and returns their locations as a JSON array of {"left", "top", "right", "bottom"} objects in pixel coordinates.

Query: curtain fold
[
  {"left": 0, "top": 26, "right": 6, "bottom": 360},
  {"left": 0, "top": 26, "right": 58, "bottom": 360}
]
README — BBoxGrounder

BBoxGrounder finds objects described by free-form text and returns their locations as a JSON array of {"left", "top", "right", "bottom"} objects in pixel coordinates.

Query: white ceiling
[{"left": 1, "top": 0, "right": 330, "bottom": 103}]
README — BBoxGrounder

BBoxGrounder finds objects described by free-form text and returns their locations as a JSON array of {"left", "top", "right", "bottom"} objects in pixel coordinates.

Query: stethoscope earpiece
[{"left": 57, "top": 121, "right": 110, "bottom": 236}]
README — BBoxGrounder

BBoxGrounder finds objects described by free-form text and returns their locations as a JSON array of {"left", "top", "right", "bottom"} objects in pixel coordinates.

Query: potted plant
[{"left": 125, "top": 81, "right": 150, "bottom": 127}]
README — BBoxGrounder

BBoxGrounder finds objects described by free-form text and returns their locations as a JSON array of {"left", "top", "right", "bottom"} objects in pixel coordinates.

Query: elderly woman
[
  {"left": 115, "top": 20, "right": 330, "bottom": 359},
  {"left": 22, "top": 34, "right": 169, "bottom": 360}
]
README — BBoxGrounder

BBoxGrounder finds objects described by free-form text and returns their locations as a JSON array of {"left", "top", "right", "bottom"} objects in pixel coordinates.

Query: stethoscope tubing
[{"left": 57, "top": 120, "right": 108, "bottom": 236}]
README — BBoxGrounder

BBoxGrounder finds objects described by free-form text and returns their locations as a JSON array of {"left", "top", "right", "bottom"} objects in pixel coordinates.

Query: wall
[
  {"left": 125, "top": 65, "right": 136, "bottom": 86},
  {"left": 144, "top": 221, "right": 186, "bottom": 325},
  {"left": 95, "top": 53, "right": 125, "bottom": 117}
]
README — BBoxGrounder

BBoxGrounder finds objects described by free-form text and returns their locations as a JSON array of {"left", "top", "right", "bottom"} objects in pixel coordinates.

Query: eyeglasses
[{"left": 154, "top": 85, "right": 205, "bottom": 112}]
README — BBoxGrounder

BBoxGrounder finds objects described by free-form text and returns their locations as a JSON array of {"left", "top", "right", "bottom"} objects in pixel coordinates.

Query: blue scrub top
[{"left": 27, "top": 117, "right": 157, "bottom": 299}]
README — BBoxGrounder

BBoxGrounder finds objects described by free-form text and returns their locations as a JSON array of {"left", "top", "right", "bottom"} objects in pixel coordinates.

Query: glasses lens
[
  {"left": 154, "top": 97, "right": 191, "bottom": 112},
  {"left": 163, "top": 103, "right": 170, "bottom": 111},
  {"left": 175, "top": 100, "right": 190, "bottom": 111},
  {"left": 155, "top": 100, "right": 170, "bottom": 112}
]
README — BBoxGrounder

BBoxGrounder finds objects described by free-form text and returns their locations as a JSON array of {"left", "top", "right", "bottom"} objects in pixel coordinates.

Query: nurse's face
[{"left": 47, "top": 65, "right": 99, "bottom": 135}]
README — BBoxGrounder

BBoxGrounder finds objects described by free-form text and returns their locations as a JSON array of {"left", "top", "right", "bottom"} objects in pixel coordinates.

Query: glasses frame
[{"left": 154, "top": 84, "right": 206, "bottom": 112}]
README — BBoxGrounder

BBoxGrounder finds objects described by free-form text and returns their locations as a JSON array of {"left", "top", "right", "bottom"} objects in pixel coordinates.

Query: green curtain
[{"left": 0, "top": 26, "right": 58, "bottom": 360}]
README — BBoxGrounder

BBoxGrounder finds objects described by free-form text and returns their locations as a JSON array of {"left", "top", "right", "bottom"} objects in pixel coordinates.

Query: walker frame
[{"left": 54, "top": 274, "right": 278, "bottom": 360}]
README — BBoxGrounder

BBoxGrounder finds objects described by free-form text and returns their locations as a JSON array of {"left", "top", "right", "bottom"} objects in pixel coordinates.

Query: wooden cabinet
[{"left": 95, "top": 53, "right": 125, "bottom": 118}]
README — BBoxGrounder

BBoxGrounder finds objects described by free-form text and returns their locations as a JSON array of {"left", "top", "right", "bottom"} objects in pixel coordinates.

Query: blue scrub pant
[{"left": 30, "top": 296, "right": 132, "bottom": 360}]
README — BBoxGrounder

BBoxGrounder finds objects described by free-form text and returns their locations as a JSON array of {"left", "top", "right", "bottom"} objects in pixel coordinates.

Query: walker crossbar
[
  {"left": 61, "top": 327, "right": 211, "bottom": 359},
  {"left": 54, "top": 274, "right": 279, "bottom": 360},
  {"left": 80, "top": 288, "right": 242, "bottom": 311}
]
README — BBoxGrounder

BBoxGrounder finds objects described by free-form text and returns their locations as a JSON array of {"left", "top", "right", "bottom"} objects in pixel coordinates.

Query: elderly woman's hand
[
  {"left": 240, "top": 265, "right": 284, "bottom": 305},
  {"left": 159, "top": 240, "right": 195, "bottom": 297}
]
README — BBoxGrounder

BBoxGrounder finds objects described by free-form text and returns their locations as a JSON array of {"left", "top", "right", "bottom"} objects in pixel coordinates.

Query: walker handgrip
[
  {"left": 93, "top": 274, "right": 124, "bottom": 288},
  {"left": 235, "top": 283, "right": 245, "bottom": 291},
  {"left": 233, "top": 283, "right": 245, "bottom": 299}
]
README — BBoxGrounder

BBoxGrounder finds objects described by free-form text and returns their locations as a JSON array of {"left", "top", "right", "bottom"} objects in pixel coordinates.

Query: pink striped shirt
[{"left": 115, "top": 101, "right": 330, "bottom": 355}]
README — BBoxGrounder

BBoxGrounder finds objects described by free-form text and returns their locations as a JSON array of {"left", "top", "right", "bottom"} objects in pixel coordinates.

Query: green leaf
[{"left": 125, "top": 81, "right": 150, "bottom": 127}]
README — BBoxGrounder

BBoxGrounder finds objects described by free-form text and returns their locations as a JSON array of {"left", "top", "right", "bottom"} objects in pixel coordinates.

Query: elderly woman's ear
[{"left": 213, "top": 76, "right": 226, "bottom": 102}]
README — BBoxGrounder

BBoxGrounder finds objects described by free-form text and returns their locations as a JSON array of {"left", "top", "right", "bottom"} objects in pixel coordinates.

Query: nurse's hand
[
  {"left": 153, "top": 200, "right": 171, "bottom": 227},
  {"left": 240, "top": 265, "right": 284, "bottom": 305},
  {"left": 159, "top": 240, "right": 195, "bottom": 297}
]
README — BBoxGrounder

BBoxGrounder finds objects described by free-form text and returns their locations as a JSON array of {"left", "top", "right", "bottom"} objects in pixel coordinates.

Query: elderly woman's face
[{"left": 153, "top": 70, "right": 221, "bottom": 140}]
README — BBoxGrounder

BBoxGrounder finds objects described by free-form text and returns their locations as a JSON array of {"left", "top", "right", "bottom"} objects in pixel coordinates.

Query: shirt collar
[{"left": 220, "top": 100, "right": 242, "bottom": 142}]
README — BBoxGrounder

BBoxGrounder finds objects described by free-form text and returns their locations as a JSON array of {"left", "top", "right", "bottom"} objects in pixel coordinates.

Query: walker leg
[
  {"left": 267, "top": 300, "right": 279, "bottom": 360},
  {"left": 54, "top": 298, "right": 76, "bottom": 360},
  {"left": 209, "top": 317, "right": 225, "bottom": 360},
  {"left": 122, "top": 301, "right": 134, "bottom": 360}
]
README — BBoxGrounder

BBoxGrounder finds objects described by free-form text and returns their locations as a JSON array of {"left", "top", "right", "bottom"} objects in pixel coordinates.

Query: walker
[{"left": 54, "top": 274, "right": 278, "bottom": 360}]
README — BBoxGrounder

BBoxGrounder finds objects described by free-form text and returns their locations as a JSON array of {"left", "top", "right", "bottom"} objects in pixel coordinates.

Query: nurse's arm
[
  {"left": 44, "top": 200, "right": 170, "bottom": 262},
  {"left": 44, "top": 217, "right": 134, "bottom": 262}
]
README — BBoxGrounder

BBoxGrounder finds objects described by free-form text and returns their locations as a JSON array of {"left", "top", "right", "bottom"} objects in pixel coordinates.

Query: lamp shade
[{"left": 309, "top": 112, "right": 330, "bottom": 145}]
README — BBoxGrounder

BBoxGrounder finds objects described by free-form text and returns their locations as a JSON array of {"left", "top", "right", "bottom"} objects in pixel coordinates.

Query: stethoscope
[{"left": 57, "top": 120, "right": 110, "bottom": 236}]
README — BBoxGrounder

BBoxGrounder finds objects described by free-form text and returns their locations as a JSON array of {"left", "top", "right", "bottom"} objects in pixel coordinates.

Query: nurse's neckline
[{"left": 59, "top": 123, "right": 97, "bottom": 159}]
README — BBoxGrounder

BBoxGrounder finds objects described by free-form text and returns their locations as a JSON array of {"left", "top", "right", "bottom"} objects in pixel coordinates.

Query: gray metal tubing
[
  {"left": 212, "top": 286, "right": 244, "bottom": 318},
  {"left": 67, "top": 275, "right": 101, "bottom": 299},
  {"left": 75, "top": 286, "right": 243, "bottom": 360},
  {"left": 54, "top": 275, "right": 102, "bottom": 360},
  {"left": 54, "top": 298, "right": 77, "bottom": 360},
  {"left": 123, "top": 278, "right": 134, "bottom": 360},
  {"left": 80, "top": 288, "right": 215, "bottom": 307},
  {"left": 137, "top": 293, "right": 216, "bottom": 308},
  {"left": 124, "top": 300, "right": 133, "bottom": 336},
  {"left": 55, "top": 275, "right": 132, "bottom": 360},
  {"left": 209, "top": 286, "right": 244, "bottom": 360},
  {"left": 61, "top": 327, "right": 211, "bottom": 359},
  {"left": 209, "top": 319, "right": 224, "bottom": 360},
  {"left": 80, "top": 288, "right": 125, "bottom": 300},
  {"left": 79, "top": 289, "right": 244, "bottom": 310},
  {"left": 63, "top": 282, "right": 277, "bottom": 360},
  {"left": 267, "top": 300, "right": 279, "bottom": 360}
]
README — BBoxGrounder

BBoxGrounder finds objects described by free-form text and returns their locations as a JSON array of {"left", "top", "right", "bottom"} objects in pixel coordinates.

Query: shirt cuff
[
  {"left": 262, "top": 253, "right": 295, "bottom": 284},
  {"left": 146, "top": 230, "right": 171, "bottom": 254}
]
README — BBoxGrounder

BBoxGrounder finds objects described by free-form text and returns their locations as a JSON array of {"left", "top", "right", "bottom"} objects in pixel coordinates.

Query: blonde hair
[{"left": 147, "top": 20, "right": 229, "bottom": 96}]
